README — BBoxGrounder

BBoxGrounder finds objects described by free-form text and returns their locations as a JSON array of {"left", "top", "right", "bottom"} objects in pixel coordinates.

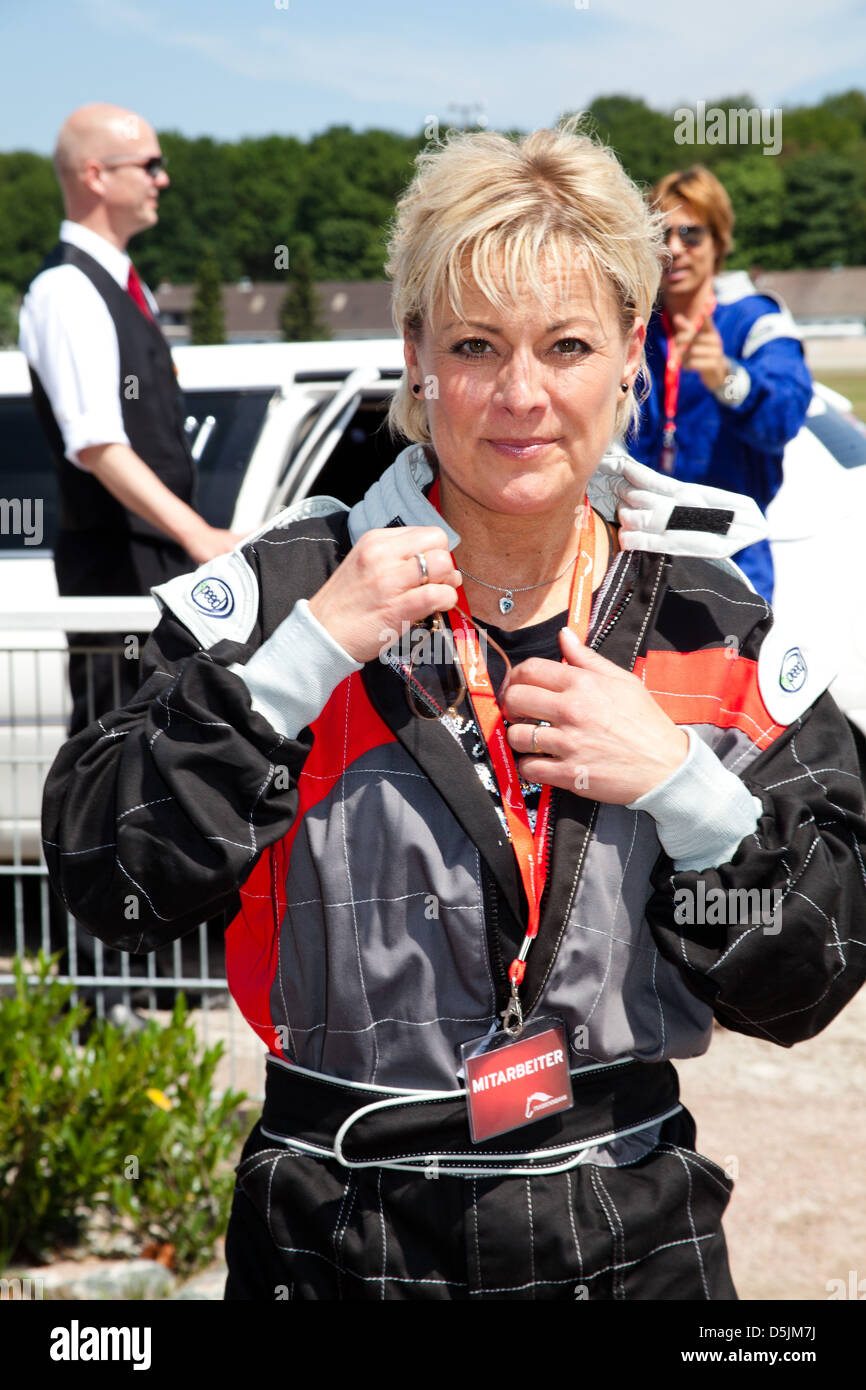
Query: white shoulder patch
[
  {"left": 741, "top": 308, "right": 801, "bottom": 359},
  {"left": 152, "top": 548, "right": 260, "bottom": 650},
  {"left": 151, "top": 495, "right": 349, "bottom": 650},
  {"left": 757, "top": 620, "right": 838, "bottom": 726}
]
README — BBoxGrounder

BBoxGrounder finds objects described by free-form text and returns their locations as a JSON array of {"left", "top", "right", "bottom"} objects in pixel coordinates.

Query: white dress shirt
[{"left": 18, "top": 220, "right": 159, "bottom": 469}]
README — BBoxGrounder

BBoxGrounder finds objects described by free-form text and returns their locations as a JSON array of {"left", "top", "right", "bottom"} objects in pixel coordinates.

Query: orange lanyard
[{"left": 429, "top": 479, "right": 596, "bottom": 1029}]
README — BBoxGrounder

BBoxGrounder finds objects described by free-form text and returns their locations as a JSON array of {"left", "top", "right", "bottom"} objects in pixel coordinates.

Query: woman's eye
[
  {"left": 453, "top": 338, "right": 492, "bottom": 357},
  {"left": 553, "top": 338, "right": 590, "bottom": 356}
]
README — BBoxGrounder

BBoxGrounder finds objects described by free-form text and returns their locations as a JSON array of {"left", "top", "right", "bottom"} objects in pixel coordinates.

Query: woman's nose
[{"left": 495, "top": 354, "right": 546, "bottom": 413}]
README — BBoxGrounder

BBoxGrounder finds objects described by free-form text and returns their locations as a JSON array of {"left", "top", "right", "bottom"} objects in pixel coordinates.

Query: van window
[
  {"left": 0, "top": 387, "right": 275, "bottom": 550},
  {"left": 184, "top": 389, "right": 275, "bottom": 527},
  {"left": 0, "top": 396, "right": 59, "bottom": 551},
  {"left": 307, "top": 394, "right": 396, "bottom": 506}
]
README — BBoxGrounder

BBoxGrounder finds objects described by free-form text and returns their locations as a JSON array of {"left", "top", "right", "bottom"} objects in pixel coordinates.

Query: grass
[{"left": 815, "top": 371, "right": 866, "bottom": 424}]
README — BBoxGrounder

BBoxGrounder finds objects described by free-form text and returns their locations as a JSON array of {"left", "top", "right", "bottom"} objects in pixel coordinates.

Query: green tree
[
  {"left": 714, "top": 156, "right": 789, "bottom": 269},
  {"left": 133, "top": 133, "right": 240, "bottom": 287},
  {"left": 0, "top": 152, "right": 62, "bottom": 290},
  {"left": 189, "top": 246, "right": 225, "bottom": 344},
  {"left": 0, "top": 282, "right": 18, "bottom": 347},
  {"left": 583, "top": 96, "right": 679, "bottom": 186},
  {"left": 781, "top": 153, "right": 859, "bottom": 266},
  {"left": 279, "top": 243, "right": 331, "bottom": 341}
]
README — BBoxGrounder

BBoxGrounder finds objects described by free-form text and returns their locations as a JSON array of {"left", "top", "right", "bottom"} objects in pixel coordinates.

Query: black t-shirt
[
  {"left": 449, "top": 608, "right": 568, "bottom": 836},
  {"left": 444, "top": 516, "right": 619, "bottom": 838}
]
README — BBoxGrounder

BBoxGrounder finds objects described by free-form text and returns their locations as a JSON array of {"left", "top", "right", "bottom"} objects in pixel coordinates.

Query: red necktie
[{"left": 127, "top": 264, "right": 155, "bottom": 322}]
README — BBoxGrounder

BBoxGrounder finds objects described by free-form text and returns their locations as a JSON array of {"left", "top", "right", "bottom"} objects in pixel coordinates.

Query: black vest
[{"left": 28, "top": 241, "right": 196, "bottom": 544}]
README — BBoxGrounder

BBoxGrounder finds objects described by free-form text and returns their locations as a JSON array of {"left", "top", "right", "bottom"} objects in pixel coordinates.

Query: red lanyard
[
  {"left": 659, "top": 291, "right": 716, "bottom": 472},
  {"left": 428, "top": 478, "right": 596, "bottom": 1030}
]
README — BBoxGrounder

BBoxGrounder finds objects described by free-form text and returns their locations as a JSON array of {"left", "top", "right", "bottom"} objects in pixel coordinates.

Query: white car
[{"left": 1, "top": 342, "right": 865, "bottom": 861}]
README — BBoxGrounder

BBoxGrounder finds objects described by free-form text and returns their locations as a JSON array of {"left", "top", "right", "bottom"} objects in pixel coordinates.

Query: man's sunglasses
[
  {"left": 98, "top": 156, "right": 167, "bottom": 178},
  {"left": 663, "top": 224, "right": 708, "bottom": 248}
]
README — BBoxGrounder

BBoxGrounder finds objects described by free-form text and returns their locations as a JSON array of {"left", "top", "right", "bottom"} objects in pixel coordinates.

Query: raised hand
[{"left": 308, "top": 526, "right": 462, "bottom": 664}]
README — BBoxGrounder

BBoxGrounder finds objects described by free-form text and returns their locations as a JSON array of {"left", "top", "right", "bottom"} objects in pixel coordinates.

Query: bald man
[
  {"left": 20, "top": 103, "right": 242, "bottom": 734},
  {"left": 21, "top": 105, "right": 242, "bottom": 1026}
]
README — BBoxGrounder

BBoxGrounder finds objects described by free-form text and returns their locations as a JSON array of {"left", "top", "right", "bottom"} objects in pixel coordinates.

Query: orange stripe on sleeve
[{"left": 633, "top": 649, "right": 786, "bottom": 751}]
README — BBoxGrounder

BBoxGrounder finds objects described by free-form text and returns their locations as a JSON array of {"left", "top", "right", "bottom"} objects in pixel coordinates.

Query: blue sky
[{"left": 2, "top": 0, "right": 865, "bottom": 152}]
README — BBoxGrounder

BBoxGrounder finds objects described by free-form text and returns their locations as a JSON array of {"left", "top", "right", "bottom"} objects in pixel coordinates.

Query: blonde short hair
[{"left": 386, "top": 117, "right": 664, "bottom": 444}]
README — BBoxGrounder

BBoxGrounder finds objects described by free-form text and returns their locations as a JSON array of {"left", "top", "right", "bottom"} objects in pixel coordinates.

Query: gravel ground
[{"left": 677, "top": 989, "right": 866, "bottom": 1301}]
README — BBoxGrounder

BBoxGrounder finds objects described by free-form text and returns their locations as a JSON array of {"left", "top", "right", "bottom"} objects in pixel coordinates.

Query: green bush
[{"left": 0, "top": 953, "right": 246, "bottom": 1278}]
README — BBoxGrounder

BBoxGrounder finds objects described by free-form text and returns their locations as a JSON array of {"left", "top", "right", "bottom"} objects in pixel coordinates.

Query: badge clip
[{"left": 500, "top": 984, "right": 524, "bottom": 1038}]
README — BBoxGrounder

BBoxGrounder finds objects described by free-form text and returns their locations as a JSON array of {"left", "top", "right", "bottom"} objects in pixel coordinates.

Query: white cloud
[{"left": 76, "top": 0, "right": 866, "bottom": 128}]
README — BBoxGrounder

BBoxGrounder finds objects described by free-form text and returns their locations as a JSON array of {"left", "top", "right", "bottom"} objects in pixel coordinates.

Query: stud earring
[
  {"left": 620, "top": 381, "right": 629, "bottom": 394},
  {"left": 412, "top": 383, "right": 421, "bottom": 395}
]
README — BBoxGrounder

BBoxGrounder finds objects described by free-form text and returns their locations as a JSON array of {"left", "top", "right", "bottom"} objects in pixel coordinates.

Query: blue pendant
[{"left": 499, "top": 592, "right": 514, "bottom": 615}]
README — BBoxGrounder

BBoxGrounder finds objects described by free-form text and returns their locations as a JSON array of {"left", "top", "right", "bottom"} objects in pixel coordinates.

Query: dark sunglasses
[
  {"left": 99, "top": 155, "right": 166, "bottom": 178},
  {"left": 405, "top": 606, "right": 512, "bottom": 722},
  {"left": 663, "top": 224, "right": 708, "bottom": 248}
]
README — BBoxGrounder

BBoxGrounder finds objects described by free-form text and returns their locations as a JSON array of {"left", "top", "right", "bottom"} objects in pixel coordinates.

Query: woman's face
[{"left": 404, "top": 260, "right": 644, "bottom": 520}]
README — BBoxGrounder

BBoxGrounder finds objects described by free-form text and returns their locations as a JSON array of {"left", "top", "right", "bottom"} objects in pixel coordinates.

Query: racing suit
[
  {"left": 630, "top": 271, "right": 813, "bottom": 603},
  {"left": 41, "top": 446, "right": 866, "bottom": 1300}
]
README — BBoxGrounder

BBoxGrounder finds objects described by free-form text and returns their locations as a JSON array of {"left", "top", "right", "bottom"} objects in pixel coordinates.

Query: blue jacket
[{"left": 629, "top": 272, "right": 812, "bottom": 602}]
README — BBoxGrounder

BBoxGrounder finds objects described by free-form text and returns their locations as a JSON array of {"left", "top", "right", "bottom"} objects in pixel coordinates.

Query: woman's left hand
[{"left": 500, "top": 628, "right": 689, "bottom": 805}]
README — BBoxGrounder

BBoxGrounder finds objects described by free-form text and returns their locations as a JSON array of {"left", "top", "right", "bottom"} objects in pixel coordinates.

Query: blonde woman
[{"left": 44, "top": 122, "right": 866, "bottom": 1301}]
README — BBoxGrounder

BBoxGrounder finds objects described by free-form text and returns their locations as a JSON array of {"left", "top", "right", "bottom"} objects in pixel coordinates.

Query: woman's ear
[
  {"left": 623, "top": 315, "right": 646, "bottom": 389},
  {"left": 403, "top": 333, "right": 419, "bottom": 377}
]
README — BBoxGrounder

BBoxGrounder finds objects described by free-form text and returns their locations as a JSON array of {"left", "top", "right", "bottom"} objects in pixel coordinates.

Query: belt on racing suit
[{"left": 259, "top": 1053, "right": 683, "bottom": 1178}]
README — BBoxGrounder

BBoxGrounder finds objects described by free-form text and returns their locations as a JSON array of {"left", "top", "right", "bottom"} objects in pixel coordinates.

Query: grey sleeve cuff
[
  {"left": 229, "top": 599, "right": 363, "bottom": 739},
  {"left": 627, "top": 727, "right": 763, "bottom": 872}
]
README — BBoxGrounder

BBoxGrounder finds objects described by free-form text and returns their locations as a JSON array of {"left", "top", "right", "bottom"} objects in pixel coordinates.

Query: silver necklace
[{"left": 460, "top": 549, "right": 582, "bottom": 615}]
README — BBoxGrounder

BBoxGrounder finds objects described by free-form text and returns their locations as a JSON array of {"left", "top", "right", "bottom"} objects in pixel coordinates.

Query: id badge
[{"left": 460, "top": 1017, "right": 573, "bottom": 1143}]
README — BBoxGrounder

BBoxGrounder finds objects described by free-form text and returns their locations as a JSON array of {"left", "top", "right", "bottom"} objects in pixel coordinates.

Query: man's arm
[
  {"left": 678, "top": 301, "right": 812, "bottom": 452},
  {"left": 79, "top": 442, "right": 242, "bottom": 565},
  {"left": 20, "top": 266, "right": 243, "bottom": 563}
]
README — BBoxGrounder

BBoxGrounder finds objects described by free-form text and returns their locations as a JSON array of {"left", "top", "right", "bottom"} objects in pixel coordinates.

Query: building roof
[
  {"left": 754, "top": 267, "right": 866, "bottom": 320},
  {"left": 154, "top": 279, "right": 394, "bottom": 341}
]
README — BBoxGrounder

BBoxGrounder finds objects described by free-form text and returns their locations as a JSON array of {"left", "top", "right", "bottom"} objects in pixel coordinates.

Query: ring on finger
[
  {"left": 531, "top": 719, "right": 552, "bottom": 756},
  {"left": 415, "top": 552, "right": 429, "bottom": 585}
]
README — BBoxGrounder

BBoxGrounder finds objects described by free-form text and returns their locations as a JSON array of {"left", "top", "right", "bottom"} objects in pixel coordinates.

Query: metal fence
[{"left": 0, "top": 596, "right": 256, "bottom": 1097}]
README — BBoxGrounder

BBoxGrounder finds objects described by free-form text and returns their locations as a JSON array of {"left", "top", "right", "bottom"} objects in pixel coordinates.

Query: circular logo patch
[
  {"left": 779, "top": 646, "right": 807, "bottom": 694},
  {"left": 191, "top": 576, "right": 234, "bottom": 617}
]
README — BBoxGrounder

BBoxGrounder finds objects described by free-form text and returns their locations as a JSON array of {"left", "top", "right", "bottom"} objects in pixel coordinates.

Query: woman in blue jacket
[{"left": 630, "top": 165, "right": 812, "bottom": 603}]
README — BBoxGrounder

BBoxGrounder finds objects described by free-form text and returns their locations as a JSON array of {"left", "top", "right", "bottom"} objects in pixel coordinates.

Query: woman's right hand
[{"left": 307, "top": 526, "right": 462, "bottom": 663}]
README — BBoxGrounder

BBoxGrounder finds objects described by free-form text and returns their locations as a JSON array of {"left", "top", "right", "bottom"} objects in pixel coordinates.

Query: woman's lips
[{"left": 486, "top": 438, "right": 558, "bottom": 458}]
